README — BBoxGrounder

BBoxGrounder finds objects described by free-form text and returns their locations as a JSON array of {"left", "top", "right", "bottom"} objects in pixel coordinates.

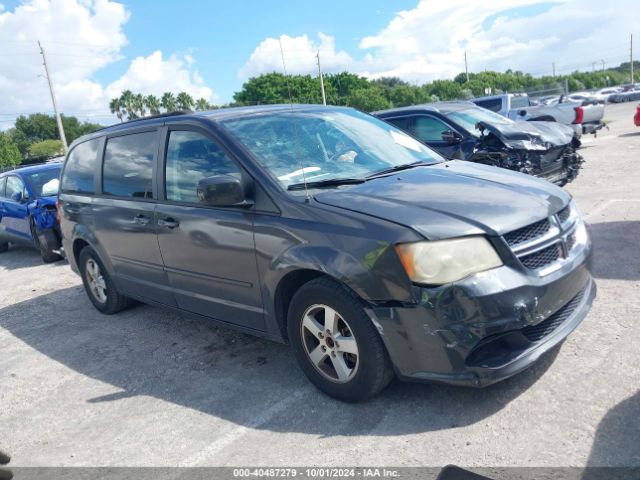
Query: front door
[
  {"left": 91, "top": 129, "right": 175, "bottom": 307},
  {"left": 155, "top": 127, "right": 264, "bottom": 331},
  {"left": 2, "top": 175, "right": 31, "bottom": 243}
]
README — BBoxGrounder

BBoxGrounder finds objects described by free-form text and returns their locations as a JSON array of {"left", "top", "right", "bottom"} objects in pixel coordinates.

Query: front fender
[{"left": 27, "top": 200, "right": 57, "bottom": 231}]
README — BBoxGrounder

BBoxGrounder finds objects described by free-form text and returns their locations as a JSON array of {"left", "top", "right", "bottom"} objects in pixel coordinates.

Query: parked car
[
  {"left": 609, "top": 89, "right": 640, "bottom": 103},
  {"left": 374, "top": 102, "right": 583, "bottom": 185},
  {"left": 58, "top": 106, "right": 595, "bottom": 402},
  {"left": 472, "top": 93, "right": 605, "bottom": 136},
  {"left": 0, "top": 162, "right": 64, "bottom": 262},
  {"left": 634, "top": 104, "right": 640, "bottom": 126}
]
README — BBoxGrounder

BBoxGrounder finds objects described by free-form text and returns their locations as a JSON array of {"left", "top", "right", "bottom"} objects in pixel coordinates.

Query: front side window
[
  {"left": 61, "top": 138, "right": 100, "bottom": 194},
  {"left": 6, "top": 176, "right": 26, "bottom": 200},
  {"left": 103, "top": 132, "right": 156, "bottom": 198},
  {"left": 165, "top": 130, "right": 241, "bottom": 203},
  {"left": 413, "top": 116, "right": 451, "bottom": 143},
  {"left": 0, "top": 177, "right": 6, "bottom": 197},
  {"left": 221, "top": 109, "right": 443, "bottom": 189}
]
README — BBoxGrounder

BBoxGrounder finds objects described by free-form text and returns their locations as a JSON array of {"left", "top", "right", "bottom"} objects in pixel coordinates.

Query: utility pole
[
  {"left": 464, "top": 51, "right": 469, "bottom": 82},
  {"left": 552, "top": 62, "right": 556, "bottom": 77},
  {"left": 38, "top": 41, "right": 68, "bottom": 153},
  {"left": 631, "top": 34, "right": 634, "bottom": 84},
  {"left": 316, "top": 50, "right": 327, "bottom": 106}
]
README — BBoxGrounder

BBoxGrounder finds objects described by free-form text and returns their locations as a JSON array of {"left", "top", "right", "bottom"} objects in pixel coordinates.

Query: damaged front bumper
[{"left": 367, "top": 237, "right": 594, "bottom": 387}]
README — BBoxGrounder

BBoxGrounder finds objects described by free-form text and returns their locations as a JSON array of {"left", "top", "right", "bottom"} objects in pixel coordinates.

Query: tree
[
  {"left": 176, "top": 92, "right": 194, "bottom": 111},
  {"left": 120, "top": 90, "right": 138, "bottom": 120},
  {"left": 0, "top": 133, "right": 22, "bottom": 168},
  {"left": 145, "top": 95, "right": 161, "bottom": 115},
  {"left": 109, "top": 98, "right": 124, "bottom": 122},
  {"left": 195, "top": 98, "right": 210, "bottom": 111},
  {"left": 134, "top": 93, "right": 146, "bottom": 117},
  {"left": 346, "top": 88, "right": 390, "bottom": 112},
  {"left": 27, "top": 139, "right": 64, "bottom": 159},
  {"left": 161, "top": 92, "right": 177, "bottom": 112}
]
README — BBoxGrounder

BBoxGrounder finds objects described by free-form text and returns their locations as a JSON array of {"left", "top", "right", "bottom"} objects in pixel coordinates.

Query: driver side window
[
  {"left": 165, "top": 130, "right": 241, "bottom": 203},
  {"left": 6, "top": 176, "right": 27, "bottom": 201},
  {"left": 413, "top": 116, "right": 451, "bottom": 143}
]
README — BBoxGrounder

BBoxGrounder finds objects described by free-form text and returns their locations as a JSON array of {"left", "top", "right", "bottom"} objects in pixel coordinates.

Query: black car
[
  {"left": 58, "top": 105, "right": 595, "bottom": 402},
  {"left": 374, "top": 102, "right": 584, "bottom": 185}
]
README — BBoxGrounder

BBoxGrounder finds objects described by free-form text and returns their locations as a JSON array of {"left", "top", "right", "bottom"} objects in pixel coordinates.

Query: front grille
[
  {"left": 520, "top": 243, "right": 561, "bottom": 270},
  {"left": 557, "top": 205, "right": 571, "bottom": 224},
  {"left": 522, "top": 287, "right": 586, "bottom": 342},
  {"left": 503, "top": 218, "right": 551, "bottom": 247},
  {"left": 566, "top": 233, "right": 576, "bottom": 252}
]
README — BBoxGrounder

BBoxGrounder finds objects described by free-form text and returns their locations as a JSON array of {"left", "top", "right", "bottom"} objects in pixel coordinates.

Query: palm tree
[
  {"left": 145, "top": 95, "right": 161, "bottom": 115},
  {"left": 176, "top": 91, "right": 194, "bottom": 111},
  {"left": 109, "top": 98, "right": 123, "bottom": 122},
  {"left": 120, "top": 90, "right": 137, "bottom": 120},
  {"left": 195, "top": 98, "right": 210, "bottom": 111},
  {"left": 161, "top": 92, "right": 177, "bottom": 113},
  {"left": 134, "top": 93, "right": 146, "bottom": 117}
]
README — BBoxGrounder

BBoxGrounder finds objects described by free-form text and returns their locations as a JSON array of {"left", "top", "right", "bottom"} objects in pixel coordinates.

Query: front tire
[
  {"left": 79, "top": 246, "right": 131, "bottom": 314},
  {"left": 287, "top": 277, "right": 394, "bottom": 402},
  {"left": 30, "top": 219, "right": 62, "bottom": 263}
]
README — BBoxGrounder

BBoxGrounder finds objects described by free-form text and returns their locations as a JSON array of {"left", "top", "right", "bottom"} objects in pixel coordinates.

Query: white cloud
[
  {"left": 239, "top": 0, "right": 639, "bottom": 85},
  {"left": 0, "top": 0, "right": 215, "bottom": 129},
  {"left": 238, "top": 32, "right": 353, "bottom": 79}
]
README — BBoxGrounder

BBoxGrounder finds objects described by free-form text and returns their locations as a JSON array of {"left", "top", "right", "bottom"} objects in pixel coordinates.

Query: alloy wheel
[
  {"left": 300, "top": 304, "right": 359, "bottom": 383},
  {"left": 85, "top": 258, "right": 107, "bottom": 303}
]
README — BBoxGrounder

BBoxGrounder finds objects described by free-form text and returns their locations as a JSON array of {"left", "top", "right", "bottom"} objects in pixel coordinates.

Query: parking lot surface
[{"left": 1, "top": 102, "right": 638, "bottom": 467}]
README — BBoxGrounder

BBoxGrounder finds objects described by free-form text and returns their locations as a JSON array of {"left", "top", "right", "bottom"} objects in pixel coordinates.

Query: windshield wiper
[
  {"left": 366, "top": 161, "right": 430, "bottom": 178},
  {"left": 287, "top": 178, "right": 365, "bottom": 191}
]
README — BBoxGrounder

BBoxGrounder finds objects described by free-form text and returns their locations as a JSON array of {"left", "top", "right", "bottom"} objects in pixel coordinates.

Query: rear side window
[
  {"left": 165, "top": 130, "right": 240, "bottom": 203},
  {"left": 103, "top": 131, "right": 156, "bottom": 199},
  {"left": 61, "top": 139, "right": 100, "bottom": 194},
  {"left": 474, "top": 98, "right": 502, "bottom": 112}
]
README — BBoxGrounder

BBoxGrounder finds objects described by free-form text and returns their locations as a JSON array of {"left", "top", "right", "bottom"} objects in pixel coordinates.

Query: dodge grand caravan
[{"left": 58, "top": 105, "right": 595, "bottom": 402}]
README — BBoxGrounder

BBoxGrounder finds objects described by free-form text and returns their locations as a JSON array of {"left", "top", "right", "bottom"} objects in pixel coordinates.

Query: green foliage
[
  {"left": 8, "top": 114, "right": 102, "bottom": 157},
  {"left": 27, "top": 139, "right": 64, "bottom": 159},
  {"left": 0, "top": 132, "right": 22, "bottom": 168}
]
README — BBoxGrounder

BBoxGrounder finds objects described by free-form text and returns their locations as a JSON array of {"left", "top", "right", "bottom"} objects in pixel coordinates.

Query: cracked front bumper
[{"left": 368, "top": 238, "right": 595, "bottom": 387}]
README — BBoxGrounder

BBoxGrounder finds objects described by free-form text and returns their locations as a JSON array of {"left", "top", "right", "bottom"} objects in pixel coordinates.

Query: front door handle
[
  {"left": 158, "top": 217, "right": 179, "bottom": 229},
  {"left": 133, "top": 214, "right": 151, "bottom": 225}
]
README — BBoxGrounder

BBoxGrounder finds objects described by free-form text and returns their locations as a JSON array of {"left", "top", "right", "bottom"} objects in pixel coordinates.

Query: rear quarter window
[
  {"left": 474, "top": 98, "right": 503, "bottom": 112},
  {"left": 61, "top": 138, "right": 101, "bottom": 194}
]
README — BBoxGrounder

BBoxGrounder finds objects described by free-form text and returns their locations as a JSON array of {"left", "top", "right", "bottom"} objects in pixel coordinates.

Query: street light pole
[{"left": 38, "top": 40, "right": 68, "bottom": 153}]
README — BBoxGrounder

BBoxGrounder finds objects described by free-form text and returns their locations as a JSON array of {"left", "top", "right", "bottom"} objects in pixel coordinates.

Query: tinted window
[
  {"left": 103, "top": 132, "right": 156, "bottom": 198},
  {"left": 165, "top": 130, "right": 240, "bottom": 203},
  {"left": 61, "top": 139, "right": 100, "bottom": 194},
  {"left": 474, "top": 98, "right": 502, "bottom": 112},
  {"left": 413, "top": 116, "right": 450, "bottom": 142},
  {"left": 386, "top": 117, "right": 412, "bottom": 131},
  {"left": 0, "top": 177, "right": 6, "bottom": 197},
  {"left": 6, "top": 176, "right": 26, "bottom": 200}
]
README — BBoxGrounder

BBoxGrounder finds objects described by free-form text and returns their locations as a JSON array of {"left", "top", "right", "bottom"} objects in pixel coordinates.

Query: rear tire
[
  {"left": 79, "top": 246, "right": 131, "bottom": 314},
  {"left": 287, "top": 277, "right": 394, "bottom": 402}
]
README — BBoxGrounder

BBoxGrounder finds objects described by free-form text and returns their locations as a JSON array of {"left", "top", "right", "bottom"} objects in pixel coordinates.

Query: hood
[
  {"left": 314, "top": 161, "right": 569, "bottom": 240},
  {"left": 478, "top": 120, "right": 574, "bottom": 150}
]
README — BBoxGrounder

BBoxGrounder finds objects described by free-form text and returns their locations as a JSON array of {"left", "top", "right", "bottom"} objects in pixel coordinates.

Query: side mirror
[
  {"left": 196, "top": 174, "right": 253, "bottom": 208},
  {"left": 441, "top": 130, "right": 462, "bottom": 144},
  {"left": 10, "top": 191, "right": 22, "bottom": 203}
]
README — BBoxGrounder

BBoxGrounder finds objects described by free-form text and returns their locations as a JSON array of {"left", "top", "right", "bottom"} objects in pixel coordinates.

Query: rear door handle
[
  {"left": 134, "top": 214, "right": 151, "bottom": 225},
  {"left": 157, "top": 217, "right": 179, "bottom": 229}
]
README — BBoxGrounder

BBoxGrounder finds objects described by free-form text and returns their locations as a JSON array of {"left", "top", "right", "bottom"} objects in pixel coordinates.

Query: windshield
[
  {"left": 26, "top": 166, "right": 62, "bottom": 197},
  {"left": 445, "top": 107, "right": 513, "bottom": 137},
  {"left": 220, "top": 109, "right": 443, "bottom": 189}
]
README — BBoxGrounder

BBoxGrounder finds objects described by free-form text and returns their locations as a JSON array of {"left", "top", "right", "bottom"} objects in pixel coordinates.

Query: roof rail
[{"left": 96, "top": 110, "right": 193, "bottom": 132}]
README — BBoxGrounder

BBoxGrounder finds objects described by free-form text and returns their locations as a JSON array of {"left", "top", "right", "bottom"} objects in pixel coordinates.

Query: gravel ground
[{"left": 0, "top": 102, "right": 638, "bottom": 468}]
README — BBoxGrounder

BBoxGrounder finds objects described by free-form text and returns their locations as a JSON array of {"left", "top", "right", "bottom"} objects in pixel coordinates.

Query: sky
[{"left": 0, "top": 0, "right": 638, "bottom": 128}]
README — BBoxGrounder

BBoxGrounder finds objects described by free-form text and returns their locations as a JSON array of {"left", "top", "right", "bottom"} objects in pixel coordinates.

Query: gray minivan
[{"left": 58, "top": 105, "right": 595, "bottom": 401}]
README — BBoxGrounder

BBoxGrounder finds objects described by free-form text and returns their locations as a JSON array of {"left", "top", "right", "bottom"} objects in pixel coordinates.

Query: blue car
[{"left": 0, "top": 162, "right": 64, "bottom": 262}]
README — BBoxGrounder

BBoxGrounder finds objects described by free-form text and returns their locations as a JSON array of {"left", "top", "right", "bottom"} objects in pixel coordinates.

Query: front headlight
[{"left": 395, "top": 236, "right": 503, "bottom": 285}]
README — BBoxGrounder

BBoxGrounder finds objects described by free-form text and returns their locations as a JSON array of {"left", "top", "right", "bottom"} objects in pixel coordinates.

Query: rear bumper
[{"left": 368, "top": 238, "right": 594, "bottom": 387}]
